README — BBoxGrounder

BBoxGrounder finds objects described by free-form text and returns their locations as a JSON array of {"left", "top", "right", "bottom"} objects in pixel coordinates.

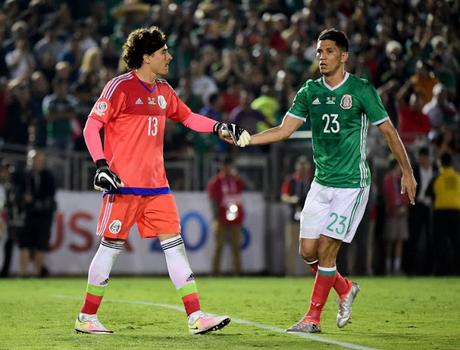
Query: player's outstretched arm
[
  {"left": 180, "top": 112, "right": 250, "bottom": 147},
  {"left": 378, "top": 119, "right": 417, "bottom": 204},
  {"left": 249, "top": 115, "right": 303, "bottom": 146}
]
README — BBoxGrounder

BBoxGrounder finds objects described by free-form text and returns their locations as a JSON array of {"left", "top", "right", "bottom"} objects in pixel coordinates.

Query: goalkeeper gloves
[
  {"left": 94, "top": 159, "right": 124, "bottom": 192},
  {"left": 213, "top": 122, "right": 251, "bottom": 147}
]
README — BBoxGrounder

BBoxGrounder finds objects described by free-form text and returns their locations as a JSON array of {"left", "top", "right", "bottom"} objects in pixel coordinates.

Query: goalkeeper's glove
[
  {"left": 93, "top": 159, "right": 124, "bottom": 192},
  {"left": 213, "top": 122, "right": 251, "bottom": 147}
]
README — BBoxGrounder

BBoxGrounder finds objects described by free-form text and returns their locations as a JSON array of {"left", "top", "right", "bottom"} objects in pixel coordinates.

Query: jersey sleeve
[
  {"left": 287, "top": 83, "right": 309, "bottom": 121},
  {"left": 361, "top": 83, "right": 389, "bottom": 125},
  {"left": 88, "top": 79, "right": 126, "bottom": 124},
  {"left": 165, "top": 86, "right": 192, "bottom": 122}
]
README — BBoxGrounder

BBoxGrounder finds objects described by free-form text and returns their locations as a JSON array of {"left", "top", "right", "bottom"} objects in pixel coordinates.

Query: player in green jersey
[{"left": 233, "top": 28, "right": 417, "bottom": 333}]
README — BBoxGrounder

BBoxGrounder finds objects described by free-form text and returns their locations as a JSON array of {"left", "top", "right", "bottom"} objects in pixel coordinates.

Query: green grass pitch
[{"left": 1, "top": 277, "right": 459, "bottom": 350}]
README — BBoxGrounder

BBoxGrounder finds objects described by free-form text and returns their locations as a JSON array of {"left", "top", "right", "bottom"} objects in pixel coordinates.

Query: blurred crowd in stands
[{"left": 0, "top": 0, "right": 459, "bottom": 276}]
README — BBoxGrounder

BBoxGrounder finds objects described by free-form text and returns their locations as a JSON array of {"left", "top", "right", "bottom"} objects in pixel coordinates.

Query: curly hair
[{"left": 122, "top": 26, "right": 167, "bottom": 69}]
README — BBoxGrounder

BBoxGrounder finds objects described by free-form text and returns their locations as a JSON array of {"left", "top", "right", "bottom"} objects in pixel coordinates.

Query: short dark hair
[
  {"left": 122, "top": 26, "right": 167, "bottom": 69},
  {"left": 318, "top": 28, "right": 349, "bottom": 52},
  {"left": 222, "top": 155, "right": 233, "bottom": 166},
  {"left": 418, "top": 146, "right": 429, "bottom": 156},
  {"left": 440, "top": 152, "right": 452, "bottom": 167}
]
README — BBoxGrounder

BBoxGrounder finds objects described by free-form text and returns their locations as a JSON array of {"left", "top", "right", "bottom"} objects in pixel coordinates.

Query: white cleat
[
  {"left": 75, "top": 313, "right": 113, "bottom": 334},
  {"left": 337, "top": 282, "right": 360, "bottom": 328},
  {"left": 188, "top": 311, "right": 231, "bottom": 335}
]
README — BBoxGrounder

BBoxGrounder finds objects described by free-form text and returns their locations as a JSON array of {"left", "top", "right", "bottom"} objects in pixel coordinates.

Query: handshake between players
[{"left": 213, "top": 122, "right": 252, "bottom": 148}]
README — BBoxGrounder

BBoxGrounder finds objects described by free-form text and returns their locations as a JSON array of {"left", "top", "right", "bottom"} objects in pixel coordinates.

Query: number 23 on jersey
[{"left": 322, "top": 113, "right": 340, "bottom": 133}]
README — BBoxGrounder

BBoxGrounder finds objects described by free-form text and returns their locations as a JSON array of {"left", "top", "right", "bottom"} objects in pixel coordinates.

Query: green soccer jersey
[{"left": 287, "top": 73, "right": 389, "bottom": 188}]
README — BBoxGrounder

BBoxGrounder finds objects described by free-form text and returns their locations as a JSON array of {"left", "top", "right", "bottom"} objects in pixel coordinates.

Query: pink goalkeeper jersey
[{"left": 88, "top": 71, "right": 191, "bottom": 189}]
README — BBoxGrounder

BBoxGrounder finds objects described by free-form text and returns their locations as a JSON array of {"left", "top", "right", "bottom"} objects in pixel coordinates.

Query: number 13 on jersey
[{"left": 147, "top": 116, "right": 158, "bottom": 136}]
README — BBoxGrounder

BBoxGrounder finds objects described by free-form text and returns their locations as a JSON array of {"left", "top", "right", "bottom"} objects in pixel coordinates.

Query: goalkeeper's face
[
  {"left": 146, "top": 45, "right": 173, "bottom": 77},
  {"left": 316, "top": 40, "right": 348, "bottom": 77}
]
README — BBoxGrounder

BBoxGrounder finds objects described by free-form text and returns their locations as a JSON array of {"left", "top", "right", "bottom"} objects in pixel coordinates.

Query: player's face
[
  {"left": 316, "top": 40, "right": 348, "bottom": 76},
  {"left": 147, "top": 45, "right": 173, "bottom": 76}
]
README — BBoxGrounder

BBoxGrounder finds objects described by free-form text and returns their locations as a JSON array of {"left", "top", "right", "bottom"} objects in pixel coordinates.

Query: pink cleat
[
  {"left": 75, "top": 313, "right": 113, "bottom": 334},
  {"left": 188, "top": 311, "right": 231, "bottom": 335}
]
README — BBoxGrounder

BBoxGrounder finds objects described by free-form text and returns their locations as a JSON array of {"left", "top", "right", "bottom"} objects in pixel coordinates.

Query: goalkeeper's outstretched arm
[{"left": 181, "top": 112, "right": 250, "bottom": 147}]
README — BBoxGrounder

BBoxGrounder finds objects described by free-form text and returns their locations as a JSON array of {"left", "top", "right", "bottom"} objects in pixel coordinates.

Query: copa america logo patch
[
  {"left": 158, "top": 95, "right": 167, "bottom": 109},
  {"left": 109, "top": 220, "right": 122, "bottom": 234},
  {"left": 94, "top": 101, "right": 108, "bottom": 116},
  {"left": 340, "top": 94, "right": 352, "bottom": 109}
]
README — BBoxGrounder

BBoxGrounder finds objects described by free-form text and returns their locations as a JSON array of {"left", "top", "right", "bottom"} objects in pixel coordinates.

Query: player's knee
[
  {"left": 317, "top": 236, "right": 341, "bottom": 266},
  {"left": 299, "top": 244, "right": 316, "bottom": 262}
]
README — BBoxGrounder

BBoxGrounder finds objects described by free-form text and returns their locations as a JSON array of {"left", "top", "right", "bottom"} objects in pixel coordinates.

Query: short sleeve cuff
[
  {"left": 372, "top": 116, "right": 389, "bottom": 126},
  {"left": 286, "top": 112, "right": 306, "bottom": 122}
]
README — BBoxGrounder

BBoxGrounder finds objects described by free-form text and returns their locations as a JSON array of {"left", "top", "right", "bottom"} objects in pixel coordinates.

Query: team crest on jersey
[
  {"left": 109, "top": 220, "right": 122, "bottom": 234},
  {"left": 158, "top": 95, "right": 167, "bottom": 109},
  {"left": 94, "top": 101, "right": 108, "bottom": 116},
  {"left": 340, "top": 94, "right": 353, "bottom": 109}
]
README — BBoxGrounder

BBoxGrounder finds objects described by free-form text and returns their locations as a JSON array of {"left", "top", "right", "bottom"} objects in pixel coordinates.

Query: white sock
[
  {"left": 160, "top": 235, "right": 194, "bottom": 289},
  {"left": 88, "top": 239, "right": 124, "bottom": 286}
]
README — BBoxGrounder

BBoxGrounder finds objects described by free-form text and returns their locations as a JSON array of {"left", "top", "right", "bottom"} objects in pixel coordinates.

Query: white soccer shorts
[{"left": 299, "top": 180, "right": 370, "bottom": 243}]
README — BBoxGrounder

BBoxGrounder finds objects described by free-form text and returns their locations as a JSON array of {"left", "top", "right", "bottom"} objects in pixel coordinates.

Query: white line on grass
[{"left": 53, "top": 294, "right": 377, "bottom": 350}]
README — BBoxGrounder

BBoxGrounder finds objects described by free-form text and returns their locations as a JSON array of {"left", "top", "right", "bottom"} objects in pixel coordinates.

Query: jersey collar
[
  {"left": 133, "top": 71, "right": 158, "bottom": 93},
  {"left": 322, "top": 72, "right": 349, "bottom": 91}
]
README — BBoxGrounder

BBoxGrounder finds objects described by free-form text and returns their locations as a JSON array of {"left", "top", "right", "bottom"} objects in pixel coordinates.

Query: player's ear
[
  {"left": 143, "top": 53, "right": 151, "bottom": 64},
  {"left": 341, "top": 51, "right": 349, "bottom": 63}
]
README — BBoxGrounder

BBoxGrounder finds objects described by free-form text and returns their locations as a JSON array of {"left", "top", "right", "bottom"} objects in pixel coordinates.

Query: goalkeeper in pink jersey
[{"left": 74, "top": 26, "right": 250, "bottom": 335}]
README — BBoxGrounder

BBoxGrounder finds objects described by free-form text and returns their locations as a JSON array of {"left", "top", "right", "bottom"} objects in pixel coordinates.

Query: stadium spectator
[
  {"left": 193, "top": 93, "right": 225, "bottom": 154},
  {"left": 0, "top": 159, "right": 25, "bottom": 278},
  {"left": 406, "top": 147, "right": 437, "bottom": 275},
  {"left": 383, "top": 159, "right": 410, "bottom": 275},
  {"left": 285, "top": 40, "right": 312, "bottom": 85},
  {"left": 422, "top": 83, "right": 459, "bottom": 131},
  {"left": 280, "top": 156, "right": 313, "bottom": 276},
  {"left": 58, "top": 33, "right": 82, "bottom": 81},
  {"left": 208, "top": 156, "right": 245, "bottom": 275},
  {"left": 5, "top": 79, "right": 32, "bottom": 146},
  {"left": 33, "top": 21, "right": 63, "bottom": 69},
  {"left": 409, "top": 60, "right": 438, "bottom": 105},
  {"left": 213, "top": 49, "right": 246, "bottom": 87},
  {"left": 395, "top": 81, "right": 431, "bottom": 144},
  {"left": 250, "top": 85, "right": 279, "bottom": 132},
  {"left": 228, "top": 90, "right": 265, "bottom": 135},
  {"left": 30, "top": 71, "right": 50, "bottom": 147},
  {"left": 74, "top": 26, "right": 249, "bottom": 335},
  {"left": 239, "top": 29, "right": 416, "bottom": 333},
  {"left": 5, "top": 37, "right": 35, "bottom": 82},
  {"left": 18, "top": 149, "right": 56, "bottom": 277},
  {"left": 42, "top": 78, "right": 78, "bottom": 150},
  {"left": 427, "top": 152, "right": 460, "bottom": 275},
  {"left": 189, "top": 59, "right": 218, "bottom": 106}
]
